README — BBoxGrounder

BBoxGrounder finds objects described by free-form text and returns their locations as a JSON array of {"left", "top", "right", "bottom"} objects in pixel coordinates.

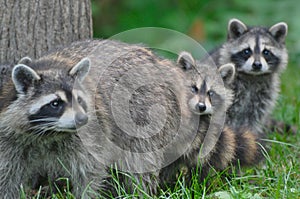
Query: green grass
[{"left": 156, "top": 133, "right": 299, "bottom": 199}]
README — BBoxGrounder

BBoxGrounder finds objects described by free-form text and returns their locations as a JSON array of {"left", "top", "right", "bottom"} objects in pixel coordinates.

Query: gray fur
[
  {"left": 227, "top": 18, "right": 248, "bottom": 39},
  {"left": 159, "top": 52, "right": 238, "bottom": 187},
  {"left": 12, "top": 64, "right": 41, "bottom": 94},
  {"left": 1, "top": 40, "right": 200, "bottom": 196},
  {"left": 68, "top": 57, "right": 90, "bottom": 82},
  {"left": 0, "top": 38, "right": 266, "bottom": 197},
  {"left": 18, "top": 40, "right": 238, "bottom": 194},
  {"left": 0, "top": 58, "right": 108, "bottom": 198},
  {"left": 160, "top": 52, "right": 265, "bottom": 188},
  {"left": 43, "top": 40, "right": 200, "bottom": 195},
  {"left": 202, "top": 18, "right": 288, "bottom": 134}
]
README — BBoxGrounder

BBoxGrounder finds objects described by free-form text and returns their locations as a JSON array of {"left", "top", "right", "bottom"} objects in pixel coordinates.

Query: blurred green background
[
  {"left": 92, "top": 0, "right": 300, "bottom": 64},
  {"left": 92, "top": 0, "right": 300, "bottom": 125}
]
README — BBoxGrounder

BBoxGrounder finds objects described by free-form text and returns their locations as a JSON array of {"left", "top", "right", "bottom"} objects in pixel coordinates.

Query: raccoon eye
[
  {"left": 207, "top": 90, "right": 215, "bottom": 98},
  {"left": 50, "top": 99, "right": 63, "bottom": 109},
  {"left": 263, "top": 49, "right": 270, "bottom": 56},
  {"left": 77, "top": 96, "right": 87, "bottom": 111},
  {"left": 78, "top": 96, "right": 83, "bottom": 104},
  {"left": 243, "top": 48, "right": 251, "bottom": 55},
  {"left": 191, "top": 85, "right": 198, "bottom": 93}
]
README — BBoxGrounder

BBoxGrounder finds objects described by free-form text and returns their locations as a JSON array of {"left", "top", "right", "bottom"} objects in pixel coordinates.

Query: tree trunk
[{"left": 0, "top": 0, "right": 93, "bottom": 64}]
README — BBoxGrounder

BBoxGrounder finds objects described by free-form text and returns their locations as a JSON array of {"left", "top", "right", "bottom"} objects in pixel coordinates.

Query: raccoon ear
[
  {"left": 69, "top": 57, "right": 90, "bottom": 82},
  {"left": 18, "top": 57, "right": 32, "bottom": 65},
  {"left": 228, "top": 18, "right": 247, "bottom": 39},
  {"left": 177, "top": 51, "right": 195, "bottom": 71},
  {"left": 218, "top": 63, "right": 235, "bottom": 84},
  {"left": 12, "top": 64, "right": 41, "bottom": 94},
  {"left": 269, "top": 22, "right": 288, "bottom": 43}
]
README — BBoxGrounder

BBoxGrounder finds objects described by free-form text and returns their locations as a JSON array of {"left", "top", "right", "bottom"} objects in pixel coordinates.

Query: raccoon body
[
  {"left": 22, "top": 40, "right": 245, "bottom": 194},
  {"left": 0, "top": 38, "right": 265, "bottom": 197},
  {"left": 0, "top": 57, "right": 109, "bottom": 198},
  {"left": 159, "top": 52, "right": 263, "bottom": 187},
  {"left": 204, "top": 18, "right": 288, "bottom": 134},
  {"left": 8, "top": 39, "right": 201, "bottom": 196}
]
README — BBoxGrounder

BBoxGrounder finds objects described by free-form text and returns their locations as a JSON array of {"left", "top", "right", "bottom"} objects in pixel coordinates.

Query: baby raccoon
[
  {"left": 0, "top": 57, "right": 108, "bottom": 198},
  {"left": 160, "top": 52, "right": 263, "bottom": 187},
  {"left": 204, "top": 18, "right": 290, "bottom": 134}
]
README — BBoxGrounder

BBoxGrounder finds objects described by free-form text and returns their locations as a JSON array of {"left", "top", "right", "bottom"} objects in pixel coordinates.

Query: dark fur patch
[
  {"left": 263, "top": 50, "right": 280, "bottom": 72},
  {"left": 254, "top": 35, "right": 260, "bottom": 55},
  {"left": 28, "top": 99, "right": 66, "bottom": 125},
  {"left": 231, "top": 48, "right": 252, "bottom": 68},
  {"left": 230, "top": 27, "right": 281, "bottom": 72},
  {"left": 207, "top": 127, "right": 236, "bottom": 170},
  {"left": 27, "top": 75, "right": 75, "bottom": 126},
  {"left": 235, "top": 129, "right": 263, "bottom": 166},
  {"left": 210, "top": 90, "right": 223, "bottom": 110},
  {"left": 199, "top": 80, "right": 207, "bottom": 96}
]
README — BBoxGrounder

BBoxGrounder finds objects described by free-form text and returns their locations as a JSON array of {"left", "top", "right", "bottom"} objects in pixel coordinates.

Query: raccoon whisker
[
  {"left": 28, "top": 124, "right": 58, "bottom": 136},
  {"left": 32, "top": 121, "right": 57, "bottom": 126},
  {"left": 28, "top": 122, "right": 57, "bottom": 130},
  {"left": 34, "top": 131, "right": 46, "bottom": 138},
  {"left": 39, "top": 129, "right": 52, "bottom": 136},
  {"left": 30, "top": 127, "right": 48, "bottom": 134},
  {"left": 34, "top": 127, "right": 56, "bottom": 137},
  {"left": 30, "top": 131, "right": 44, "bottom": 140},
  {"left": 29, "top": 118, "right": 59, "bottom": 123},
  {"left": 30, "top": 116, "right": 57, "bottom": 119},
  {"left": 29, "top": 125, "right": 57, "bottom": 133}
]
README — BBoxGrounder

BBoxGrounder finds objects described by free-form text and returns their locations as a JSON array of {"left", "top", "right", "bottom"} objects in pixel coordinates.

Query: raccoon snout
[
  {"left": 197, "top": 102, "right": 206, "bottom": 112},
  {"left": 252, "top": 61, "right": 262, "bottom": 70},
  {"left": 75, "top": 113, "right": 88, "bottom": 127}
]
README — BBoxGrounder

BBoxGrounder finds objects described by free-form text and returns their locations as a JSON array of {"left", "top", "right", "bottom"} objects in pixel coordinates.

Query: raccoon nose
[
  {"left": 197, "top": 102, "right": 206, "bottom": 112},
  {"left": 75, "top": 113, "right": 88, "bottom": 127},
  {"left": 252, "top": 61, "right": 262, "bottom": 70}
]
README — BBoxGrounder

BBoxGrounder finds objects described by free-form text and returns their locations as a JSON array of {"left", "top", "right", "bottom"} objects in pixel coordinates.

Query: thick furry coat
[{"left": 202, "top": 18, "right": 288, "bottom": 134}]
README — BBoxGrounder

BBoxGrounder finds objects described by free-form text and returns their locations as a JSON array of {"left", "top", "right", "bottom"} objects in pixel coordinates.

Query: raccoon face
[
  {"left": 177, "top": 52, "right": 235, "bottom": 115},
  {"left": 221, "top": 18, "right": 288, "bottom": 75},
  {"left": 188, "top": 79, "right": 214, "bottom": 115},
  {"left": 11, "top": 58, "right": 90, "bottom": 134}
]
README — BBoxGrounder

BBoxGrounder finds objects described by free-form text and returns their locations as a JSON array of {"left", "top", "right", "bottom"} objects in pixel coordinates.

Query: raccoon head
[
  {"left": 9, "top": 57, "right": 90, "bottom": 135},
  {"left": 220, "top": 18, "right": 288, "bottom": 75},
  {"left": 177, "top": 51, "right": 235, "bottom": 115}
]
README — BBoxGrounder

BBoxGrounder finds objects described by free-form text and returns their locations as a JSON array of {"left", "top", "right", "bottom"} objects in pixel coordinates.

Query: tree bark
[{"left": 0, "top": 0, "right": 93, "bottom": 64}]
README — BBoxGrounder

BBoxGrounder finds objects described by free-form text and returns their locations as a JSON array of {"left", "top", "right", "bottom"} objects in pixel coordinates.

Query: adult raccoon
[
  {"left": 0, "top": 57, "right": 109, "bottom": 198},
  {"left": 1, "top": 40, "right": 200, "bottom": 196},
  {"left": 203, "top": 18, "right": 292, "bottom": 134}
]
